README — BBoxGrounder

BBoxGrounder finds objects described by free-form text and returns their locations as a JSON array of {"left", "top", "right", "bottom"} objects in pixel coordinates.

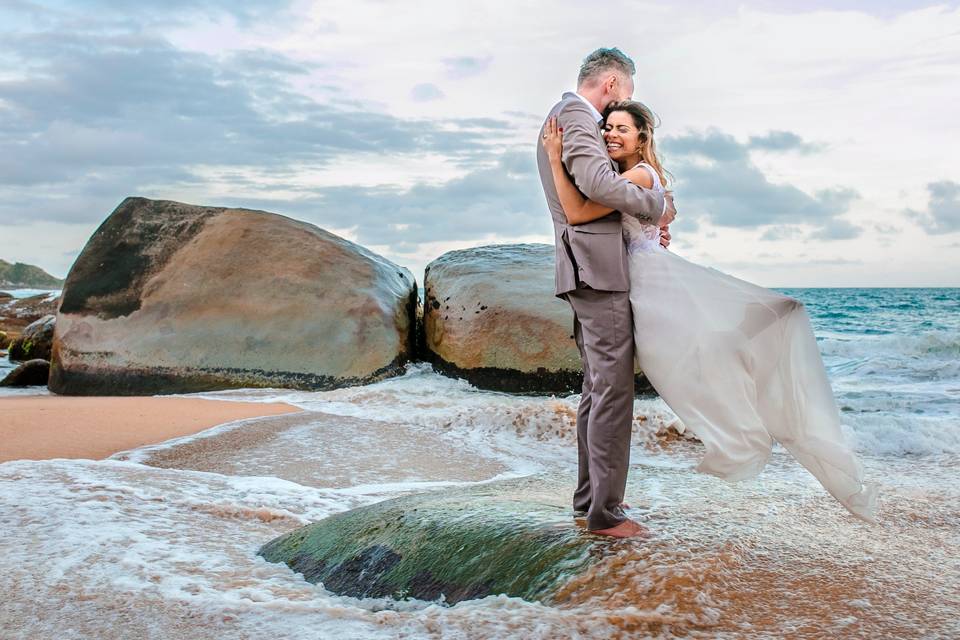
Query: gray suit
[{"left": 536, "top": 92, "right": 666, "bottom": 530}]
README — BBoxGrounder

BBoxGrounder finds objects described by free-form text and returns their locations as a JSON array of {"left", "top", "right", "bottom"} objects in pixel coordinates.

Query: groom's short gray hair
[{"left": 577, "top": 48, "right": 636, "bottom": 87}]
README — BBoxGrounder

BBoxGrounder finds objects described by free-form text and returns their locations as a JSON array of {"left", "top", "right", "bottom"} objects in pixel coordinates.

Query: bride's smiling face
[{"left": 603, "top": 111, "right": 640, "bottom": 161}]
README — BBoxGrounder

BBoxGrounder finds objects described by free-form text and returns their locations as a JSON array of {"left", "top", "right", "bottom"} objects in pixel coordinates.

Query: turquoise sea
[{"left": 780, "top": 287, "right": 960, "bottom": 456}]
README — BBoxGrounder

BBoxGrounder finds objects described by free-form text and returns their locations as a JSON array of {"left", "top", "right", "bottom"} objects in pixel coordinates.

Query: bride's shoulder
[{"left": 621, "top": 164, "right": 655, "bottom": 189}]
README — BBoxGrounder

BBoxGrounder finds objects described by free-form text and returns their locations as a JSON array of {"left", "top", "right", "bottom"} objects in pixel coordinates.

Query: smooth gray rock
[{"left": 1, "top": 358, "right": 50, "bottom": 386}]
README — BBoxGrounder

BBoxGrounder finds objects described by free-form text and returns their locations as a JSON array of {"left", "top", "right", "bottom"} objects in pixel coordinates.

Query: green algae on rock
[
  {"left": 258, "top": 476, "right": 605, "bottom": 604},
  {"left": 8, "top": 314, "right": 55, "bottom": 362}
]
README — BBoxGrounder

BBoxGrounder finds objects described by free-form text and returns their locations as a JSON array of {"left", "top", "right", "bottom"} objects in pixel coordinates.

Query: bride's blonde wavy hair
[{"left": 602, "top": 100, "right": 672, "bottom": 188}]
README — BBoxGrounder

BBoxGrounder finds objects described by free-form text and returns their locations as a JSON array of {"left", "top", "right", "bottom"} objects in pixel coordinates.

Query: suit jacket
[{"left": 537, "top": 92, "right": 666, "bottom": 296}]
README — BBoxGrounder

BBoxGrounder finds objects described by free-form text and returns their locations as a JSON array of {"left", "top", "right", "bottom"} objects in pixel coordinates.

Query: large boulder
[
  {"left": 50, "top": 197, "right": 417, "bottom": 395},
  {"left": 259, "top": 475, "right": 603, "bottom": 604},
  {"left": 423, "top": 244, "right": 650, "bottom": 393},
  {"left": 0, "top": 359, "right": 50, "bottom": 386},
  {"left": 8, "top": 314, "right": 55, "bottom": 361}
]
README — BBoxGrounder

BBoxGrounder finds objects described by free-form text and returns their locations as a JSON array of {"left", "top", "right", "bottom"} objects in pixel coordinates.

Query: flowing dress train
[{"left": 624, "top": 163, "right": 878, "bottom": 522}]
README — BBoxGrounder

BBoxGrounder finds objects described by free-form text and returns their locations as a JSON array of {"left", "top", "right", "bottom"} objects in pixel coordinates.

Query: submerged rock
[
  {"left": 0, "top": 293, "right": 59, "bottom": 342},
  {"left": 8, "top": 314, "right": 55, "bottom": 361},
  {"left": 0, "top": 358, "right": 50, "bottom": 386},
  {"left": 422, "top": 244, "right": 651, "bottom": 393},
  {"left": 259, "top": 476, "right": 604, "bottom": 604},
  {"left": 50, "top": 197, "right": 417, "bottom": 395},
  {"left": 2, "top": 292, "right": 59, "bottom": 319}
]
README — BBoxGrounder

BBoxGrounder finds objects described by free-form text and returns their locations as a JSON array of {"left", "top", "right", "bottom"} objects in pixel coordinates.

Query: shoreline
[{"left": 0, "top": 395, "right": 302, "bottom": 463}]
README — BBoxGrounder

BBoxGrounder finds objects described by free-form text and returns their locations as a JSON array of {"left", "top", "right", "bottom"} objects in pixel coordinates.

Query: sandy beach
[{"left": 0, "top": 395, "right": 301, "bottom": 463}]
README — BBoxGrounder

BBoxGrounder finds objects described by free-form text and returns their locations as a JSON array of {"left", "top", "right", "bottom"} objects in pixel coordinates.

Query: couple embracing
[{"left": 536, "top": 48, "right": 878, "bottom": 537}]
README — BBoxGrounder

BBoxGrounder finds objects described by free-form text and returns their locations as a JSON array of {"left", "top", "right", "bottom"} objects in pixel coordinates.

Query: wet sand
[
  {"left": 0, "top": 395, "right": 301, "bottom": 463},
  {"left": 127, "top": 410, "right": 509, "bottom": 488}
]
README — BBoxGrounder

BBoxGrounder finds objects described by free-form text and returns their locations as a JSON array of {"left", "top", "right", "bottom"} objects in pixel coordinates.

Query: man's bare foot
[{"left": 590, "top": 518, "right": 649, "bottom": 538}]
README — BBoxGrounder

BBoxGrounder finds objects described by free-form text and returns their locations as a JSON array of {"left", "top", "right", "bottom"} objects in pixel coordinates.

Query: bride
[{"left": 541, "top": 102, "right": 878, "bottom": 523}]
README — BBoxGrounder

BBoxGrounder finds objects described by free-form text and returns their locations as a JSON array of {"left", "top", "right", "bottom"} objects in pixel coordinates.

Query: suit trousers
[{"left": 564, "top": 286, "right": 635, "bottom": 530}]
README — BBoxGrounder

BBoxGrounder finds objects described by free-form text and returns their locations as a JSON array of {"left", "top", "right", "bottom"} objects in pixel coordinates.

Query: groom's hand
[{"left": 660, "top": 225, "right": 671, "bottom": 248}]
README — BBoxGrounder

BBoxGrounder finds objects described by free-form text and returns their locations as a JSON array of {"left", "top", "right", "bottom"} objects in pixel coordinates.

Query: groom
[{"left": 536, "top": 48, "right": 675, "bottom": 538}]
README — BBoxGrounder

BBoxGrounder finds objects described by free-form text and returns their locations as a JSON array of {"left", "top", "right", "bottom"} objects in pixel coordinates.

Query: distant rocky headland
[
  {"left": 0, "top": 259, "right": 64, "bottom": 289},
  {"left": 3, "top": 196, "right": 651, "bottom": 395}
]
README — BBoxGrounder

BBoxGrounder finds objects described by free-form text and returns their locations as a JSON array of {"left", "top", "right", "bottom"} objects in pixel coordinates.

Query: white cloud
[
  {"left": 907, "top": 180, "right": 960, "bottom": 234},
  {"left": 442, "top": 55, "right": 493, "bottom": 79},
  {"left": 410, "top": 82, "right": 445, "bottom": 102}
]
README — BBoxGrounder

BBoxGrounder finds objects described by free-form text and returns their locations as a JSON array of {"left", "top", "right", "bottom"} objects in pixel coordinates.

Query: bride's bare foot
[{"left": 590, "top": 518, "right": 649, "bottom": 538}]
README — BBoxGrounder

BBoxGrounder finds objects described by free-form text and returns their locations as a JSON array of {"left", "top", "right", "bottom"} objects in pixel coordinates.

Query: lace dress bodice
[{"left": 622, "top": 162, "right": 665, "bottom": 255}]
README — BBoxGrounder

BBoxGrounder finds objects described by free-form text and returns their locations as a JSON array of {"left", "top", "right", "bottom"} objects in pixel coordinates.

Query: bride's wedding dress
[{"left": 623, "top": 163, "right": 878, "bottom": 522}]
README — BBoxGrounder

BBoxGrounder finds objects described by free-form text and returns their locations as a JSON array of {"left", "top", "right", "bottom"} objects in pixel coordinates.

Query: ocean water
[
  {"left": 1, "top": 288, "right": 62, "bottom": 299},
  {"left": 780, "top": 288, "right": 960, "bottom": 456},
  {"left": 1, "top": 288, "right": 958, "bottom": 639}
]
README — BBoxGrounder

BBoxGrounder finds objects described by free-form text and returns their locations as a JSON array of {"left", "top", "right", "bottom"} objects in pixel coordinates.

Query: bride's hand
[
  {"left": 659, "top": 225, "right": 671, "bottom": 249},
  {"left": 541, "top": 116, "right": 563, "bottom": 161},
  {"left": 660, "top": 192, "right": 677, "bottom": 227}
]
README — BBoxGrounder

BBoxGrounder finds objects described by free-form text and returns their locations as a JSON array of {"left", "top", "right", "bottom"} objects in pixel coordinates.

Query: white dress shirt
[{"left": 573, "top": 92, "right": 603, "bottom": 123}]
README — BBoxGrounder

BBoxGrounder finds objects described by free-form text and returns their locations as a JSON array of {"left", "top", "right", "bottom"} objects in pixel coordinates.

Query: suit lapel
[{"left": 563, "top": 93, "right": 616, "bottom": 172}]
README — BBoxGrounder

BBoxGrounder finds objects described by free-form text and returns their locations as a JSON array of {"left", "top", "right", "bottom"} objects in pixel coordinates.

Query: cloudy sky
[{"left": 1, "top": 0, "right": 958, "bottom": 286}]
